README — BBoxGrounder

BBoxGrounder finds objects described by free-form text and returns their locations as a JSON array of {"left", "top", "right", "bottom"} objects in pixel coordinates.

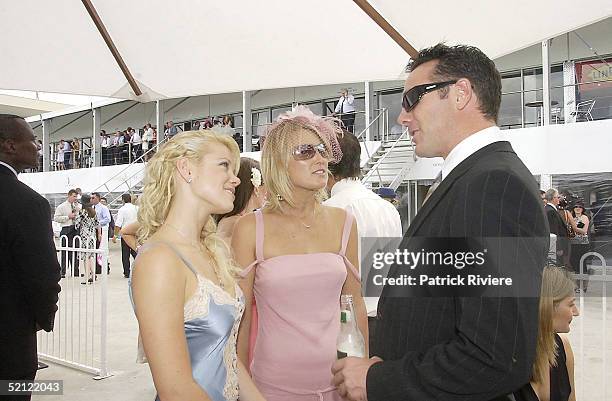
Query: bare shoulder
[
  {"left": 321, "top": 205, "right": 347, "bottom": 224},
  {"left": 233, "top": 213, "right": 257, "bottom": 238},
  {"left": 559, "top": 333, "right": 575, "bottom": 360},
  {"left": 132, "top": 242, "right": 186, "bottom": 292}
]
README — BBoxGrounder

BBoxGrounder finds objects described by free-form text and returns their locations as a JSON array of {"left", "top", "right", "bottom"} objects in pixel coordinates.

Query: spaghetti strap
[
  {"left": 254, "top": 210, "right": 265, "bottom": 262},
  {"left": 142, "top": 241, "right": 199, "bottom": 278},
  {"left": 339, "top": 210, "right": 354, "bottom": 256}
]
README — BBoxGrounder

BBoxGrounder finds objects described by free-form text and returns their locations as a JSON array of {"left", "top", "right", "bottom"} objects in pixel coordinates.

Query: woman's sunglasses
[
  {"left": 292, "top": 143, "right": 329, "bottom": 161},
  {"left": 402, "top": 80, "right": 457, "bottom": 111}
]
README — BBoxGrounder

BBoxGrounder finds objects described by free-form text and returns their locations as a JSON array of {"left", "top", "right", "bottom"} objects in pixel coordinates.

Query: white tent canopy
[
  {"left": 1, "top": 1, "right": 611, "bottom": 101},
  {"left": 0, "top": 94, "right": 68, "bottom": 118}
]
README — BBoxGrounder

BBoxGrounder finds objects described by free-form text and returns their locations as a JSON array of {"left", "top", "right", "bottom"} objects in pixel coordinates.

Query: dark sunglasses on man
[
  {"left": 402, "top": 80, "right": 457, "bottom": 112},
  {"left": 292, "top": 143, "right": 330, "bottom": 161}
]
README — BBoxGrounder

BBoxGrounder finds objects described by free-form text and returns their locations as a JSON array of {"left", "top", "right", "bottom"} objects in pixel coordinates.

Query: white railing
[
  {"left": 37, "top": 228, "right": 111, "bottom": 379},
  {"left": 362, "top": 127, "right": 410, "bottom": 185}
]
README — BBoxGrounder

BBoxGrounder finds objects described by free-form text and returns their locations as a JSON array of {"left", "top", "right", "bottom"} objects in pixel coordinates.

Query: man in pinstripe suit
[{"left": 332, "top": 44, "right": 549, "bottom": 401}]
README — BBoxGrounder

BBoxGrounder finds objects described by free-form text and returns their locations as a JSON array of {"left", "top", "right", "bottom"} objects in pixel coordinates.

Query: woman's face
[
  {"left": 553, "top": 296, "right": 579, "bottom": 333},
  {"left": 286, "top": 129, "right": 330, "bottom": 193},
  {"left": 573, "top": 206, "right": 583, "bottom": 216},
  {"left": 190, "top": 142, "right": 240, "bottom": 214}
]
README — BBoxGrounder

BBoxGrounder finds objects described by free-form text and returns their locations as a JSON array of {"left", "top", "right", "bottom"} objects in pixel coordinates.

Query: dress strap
[
  {"left": 141, "top": 241, "right": 199, "bottom": 278},
  {"left": 339, "top": 210, "right": 354, "bottom": 256},
  {"left": 240, "top": 211, "right": 264, "bottom": 278},
  {"left": 254, "top": 209, "right": 265, "bottom": 263}
]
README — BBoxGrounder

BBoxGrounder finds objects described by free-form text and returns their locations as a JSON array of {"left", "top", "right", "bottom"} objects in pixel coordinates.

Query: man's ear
[
  {"left": 454, "top": 78, "right": 473, "bottom": 111},
  {"left": 0, "top": 138, "right": 16, "bottom": 155}
]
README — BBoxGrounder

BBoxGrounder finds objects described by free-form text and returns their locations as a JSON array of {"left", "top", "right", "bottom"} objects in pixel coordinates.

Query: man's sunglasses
[
  {"left": 292, "top": 143, "right": 329, "bottom": 161},
  {"left": 402, "top": 80, "right": 457, "bottom": 111}
]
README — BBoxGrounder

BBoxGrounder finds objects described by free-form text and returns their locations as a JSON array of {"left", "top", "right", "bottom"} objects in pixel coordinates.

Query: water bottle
[{"left": 337, "top": 294, "right": 365, "bottom": 359}]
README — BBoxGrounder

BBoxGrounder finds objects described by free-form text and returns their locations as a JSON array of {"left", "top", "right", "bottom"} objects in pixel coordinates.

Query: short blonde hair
[
  {"left": 261, "top": 120, "right": 328, "bottom": 211},
  {"left": 532, "top": 266, "right": 576, "bottom": 384},
  {"left": 137, "top": 130, "right": 241, "bottom": 282}
]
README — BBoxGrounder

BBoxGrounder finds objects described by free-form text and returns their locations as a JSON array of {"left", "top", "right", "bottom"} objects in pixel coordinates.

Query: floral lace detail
[
  {"left": 183, "top": 275, "right": 241, "bottom": 321},
  {"left": 223, "top": 287, "right": 244, "bottom": 400}
]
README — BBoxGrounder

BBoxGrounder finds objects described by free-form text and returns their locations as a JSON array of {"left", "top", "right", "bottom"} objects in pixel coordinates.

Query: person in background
[
  {"left": 514, "top": 265, "right": 578, "bottom": 401},
  {"left": 37, "top": 139, "right": 43, "bottom": 171},
  {"left": 545, "top": 188, "right": 571, "bottom": 267},
  {"left": 56, "top": 139, "right": 65, "bottom": 170},
  {"left": 142, "top": 123, "right": 154, "bottom": 161},
  {"left": 0, "top": 114, "right": 61, "bottom": 400},
  {"left": 63, "top": 138, "right": 72, "bottom": 169},
  {"left": 54, "top": 189, "right": 81, "bottom": 277},
  {"left": 541, "top": 190, "right": 547, "bottom": 207},
  {"left": 114, "top": 193, "right": 139, "bottom": 278},
  {"left": 75, "top": 194, "right": 100, "bottom": 285},
  {"left": 375, "top": 187, "right": 399, "bottom": 207},
  {"left": 72, "top": 138, "right": 81, "bottom": 168},
  {"left": 334, "top": 88, "right": 356, "bottom": 133},
  {"left": 130, "top": 127, "right": 142, "bottom": 161},
  {"left": 233, "top": 106, "right": 367, "bottom": 401},
  {"left": 166, "top": 120, "right": 178, "bottom": 139},
  {"left": 216, "top": 158, "right": 266, "bottom": 245},
  {"left": 131, "top": 130, "right": 265, "bottom": 401},
  {"left": 570, "top": 202, "right": 590, "bottom": 276},
  {"left": 92, "top": 192, "right": 111, "bottom": 274}
]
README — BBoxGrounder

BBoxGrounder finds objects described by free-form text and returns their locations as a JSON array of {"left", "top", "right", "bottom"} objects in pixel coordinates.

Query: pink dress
[{"left": 241, "top": 209, "right": 360, "bottom": 401}]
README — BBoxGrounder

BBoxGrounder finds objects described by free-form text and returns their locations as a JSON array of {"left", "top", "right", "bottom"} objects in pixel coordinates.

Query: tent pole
[{"left": 352, "top": 0, "right": 418, "bottom": 58}]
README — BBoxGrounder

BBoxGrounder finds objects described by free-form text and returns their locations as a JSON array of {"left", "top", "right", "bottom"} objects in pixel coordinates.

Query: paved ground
[{"left": 33, "top": 243, "right": 612, "bottom": 401}]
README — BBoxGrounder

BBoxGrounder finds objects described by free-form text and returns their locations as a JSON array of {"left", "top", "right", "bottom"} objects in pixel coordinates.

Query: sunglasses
[
  {"left": 402, "top": 80, "right": 457, "bottom": 111},
  {"left": 292, "top": 143, "right": 329, "bottom": 161}
]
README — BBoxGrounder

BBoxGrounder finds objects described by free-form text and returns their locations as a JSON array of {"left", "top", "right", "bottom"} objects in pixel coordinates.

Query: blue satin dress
[{"left": 130, "top": 243, "right": 244, "bottom": 401}]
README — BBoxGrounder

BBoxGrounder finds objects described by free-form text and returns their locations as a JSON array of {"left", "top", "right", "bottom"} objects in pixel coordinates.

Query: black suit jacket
[
  {"left": 0, "top": 164, "right": 61, "bottom": 378},
  {"left": 545, "top": 204, "right": 568, "bottom": 239},
  {"left": 367, "top": 141, "right": 549, "bottom": 401}
]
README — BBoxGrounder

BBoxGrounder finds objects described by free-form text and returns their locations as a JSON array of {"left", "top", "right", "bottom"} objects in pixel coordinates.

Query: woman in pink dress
[{"left": 233, "top": 106, "right": 368, "bottom": 401}]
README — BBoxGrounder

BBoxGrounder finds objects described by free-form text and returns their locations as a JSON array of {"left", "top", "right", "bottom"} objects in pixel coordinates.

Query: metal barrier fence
[{"left": 37, "top": 228, "right": 111, "bottom": 380}]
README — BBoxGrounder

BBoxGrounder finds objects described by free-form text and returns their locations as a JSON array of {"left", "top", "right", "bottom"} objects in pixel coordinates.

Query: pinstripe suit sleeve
[{"left": 367, "top": 169, "right": 546, "bottom": 401}]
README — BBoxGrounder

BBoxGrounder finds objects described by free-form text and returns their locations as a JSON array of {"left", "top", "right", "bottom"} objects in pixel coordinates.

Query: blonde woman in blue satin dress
[{"left": 130, "top": 130, "right": 266, "bottom": 401}]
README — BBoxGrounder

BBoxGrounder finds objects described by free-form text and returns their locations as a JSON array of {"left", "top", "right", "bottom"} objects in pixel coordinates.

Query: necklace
[
  {"left": 165, "top": 222, "right": 225, "bottom": 290},
  {"left": 280, "top": 205, "right": 317, "bottom": 229}
]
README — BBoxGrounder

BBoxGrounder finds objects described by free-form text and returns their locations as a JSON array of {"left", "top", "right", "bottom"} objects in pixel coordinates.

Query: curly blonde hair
[{"left": 137, "top": 130, "right": 241, "bottom": 284}]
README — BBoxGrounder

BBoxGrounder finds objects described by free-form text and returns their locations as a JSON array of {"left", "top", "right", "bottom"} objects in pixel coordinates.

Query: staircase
[{"left": 362, "top": 131, "right": 416, "bottom": 189}]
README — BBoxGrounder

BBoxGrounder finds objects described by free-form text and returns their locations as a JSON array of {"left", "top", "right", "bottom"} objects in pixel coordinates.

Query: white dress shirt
[
  {"left": 334, "top": 94, "right": 355, "bottom": 114},
  {"left": 441, "top": 125, "right": 505, "bottom": 181},
  {"left": 115, "top": 202, "right": 138, "bottom": 228},
  {"left": 0, "top": 161, "right": 18, "bottom": 176},
  {"left": 324, "top": 178, "right": 403, "bottom": 316}
]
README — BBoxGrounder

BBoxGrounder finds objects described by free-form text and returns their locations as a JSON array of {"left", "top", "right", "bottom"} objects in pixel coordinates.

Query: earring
[
  {"left": 187, "top": 177, "right": 193, "bottom": 184},
  {"left": 276, "top": 194, "right": 283, "bottom": 201}
]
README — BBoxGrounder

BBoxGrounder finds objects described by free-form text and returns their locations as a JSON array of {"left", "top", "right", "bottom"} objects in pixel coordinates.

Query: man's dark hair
[
  {"left": 100, "top": 197, "right": 107, "bottom": 202},
  {"left": 0, "top": 114, "right": 24, "bottom": 142},
  {"left": 122, "top": 193, "right": 132, "bottom": 203},
  {"left": 68, "top": 189, "right": 78, "bottom": 196},
  {"left": 92, "top": 192, "right": 101, "bottom": 200},
  {"left": 328, "top": 130, "right": 361, "bottom": 179},
  {"left": 407, "top": 44, "right": 502, "bottom": 122}
]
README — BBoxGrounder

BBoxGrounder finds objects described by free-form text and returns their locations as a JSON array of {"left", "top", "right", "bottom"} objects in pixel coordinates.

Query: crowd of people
[{"left": 2, "top": 43, "right": 588, "bottom": 401}]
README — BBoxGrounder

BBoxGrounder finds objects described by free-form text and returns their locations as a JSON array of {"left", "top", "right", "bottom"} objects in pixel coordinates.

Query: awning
[
  {"left": 0, "top": 94, "right": 69, "bottom": 118},
  {"left": 1, "top": 1, "right": 610, "bottom": 101}
]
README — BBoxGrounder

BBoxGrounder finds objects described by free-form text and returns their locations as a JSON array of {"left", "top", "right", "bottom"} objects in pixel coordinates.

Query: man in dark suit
[
  {"left": 332, "top": 44, "right": 549, "bottom": 401},
  {"left": 544, "top": 188, "right": 569, "bottom": 265},
  {"left": 0, "top": 115, "right": 61, "bottom": 398}
]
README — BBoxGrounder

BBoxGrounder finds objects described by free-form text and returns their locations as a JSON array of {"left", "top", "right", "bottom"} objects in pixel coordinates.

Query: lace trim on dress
[{"left": 223, "top": 289, "right": 244, "bottom": 400}]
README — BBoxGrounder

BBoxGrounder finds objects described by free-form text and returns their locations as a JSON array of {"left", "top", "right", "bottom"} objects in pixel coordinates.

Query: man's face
[
  {"left": 397, "top": 60, "right": 455, "bottom": 158},
  {"left": 100, "top": 198, "right": 108, "bottom": 206},
  {"left": 1, "top": 119, "right": 40, "bottom": 170},
  {"left": 541, "top": 193, "right": 547, "bottom": 206},
  {"left": 68, "top": 193, "right": 77, "bottom": 203},
  {"left": 551, "top": 192, "right": 561, "bottom": 206},
  {"left": 92, "top": 195, "right": 100, "bottom": 205}
]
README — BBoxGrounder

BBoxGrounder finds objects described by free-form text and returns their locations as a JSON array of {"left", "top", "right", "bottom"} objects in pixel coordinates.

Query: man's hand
[
  {"left": 112, "top": 236, "right": 117, "bottom": 243},
  {"left": 332, "top": 356, "right": 382, "bottom": 401},
  {"left": 68, "top": 212, "right": 76, "bottom": 219}
]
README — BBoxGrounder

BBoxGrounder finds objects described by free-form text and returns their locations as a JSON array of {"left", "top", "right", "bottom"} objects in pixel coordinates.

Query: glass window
[
  {"left": 501, "top": 71, "right": 521, "bottom": 93},
  {"left": 499, "top": 93, "right": 522, "bottom": 129}
]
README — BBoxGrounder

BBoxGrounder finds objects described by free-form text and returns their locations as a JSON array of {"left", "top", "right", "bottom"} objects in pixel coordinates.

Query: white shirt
[
  {"left": 441, "top": 125, "right": 504, "bottom": 181},
  {"left": 131, "top": 131, "right": 142, "bottom": 145},
  {"left": 324, "top": 178, "right": 403, "bottom": 316},
  {"left": 143, "top": 128, "right": 154, "bottom": 142},
  {"left": 334, "top": 94, "right": 355, "bottom": 114},
  {"left": 53, "top": 200, "right": 80, "bottom": 227},
  {"left": 0, "top": 161, "right": 18, "bottom": 176},
  {"left": 115, "top": 202, "right": 138, "bottom": 228}
]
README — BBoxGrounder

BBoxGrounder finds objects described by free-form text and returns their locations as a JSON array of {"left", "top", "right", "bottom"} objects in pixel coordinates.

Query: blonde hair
[
  {"left": 261, "top": 120, "right": 329, "bottom": 211},
  {"left": 137, "top": 130, "right": 241, "bottom": 284},
  {"left": 532, "top": 266, "right": 576, "bottom": 383}
]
